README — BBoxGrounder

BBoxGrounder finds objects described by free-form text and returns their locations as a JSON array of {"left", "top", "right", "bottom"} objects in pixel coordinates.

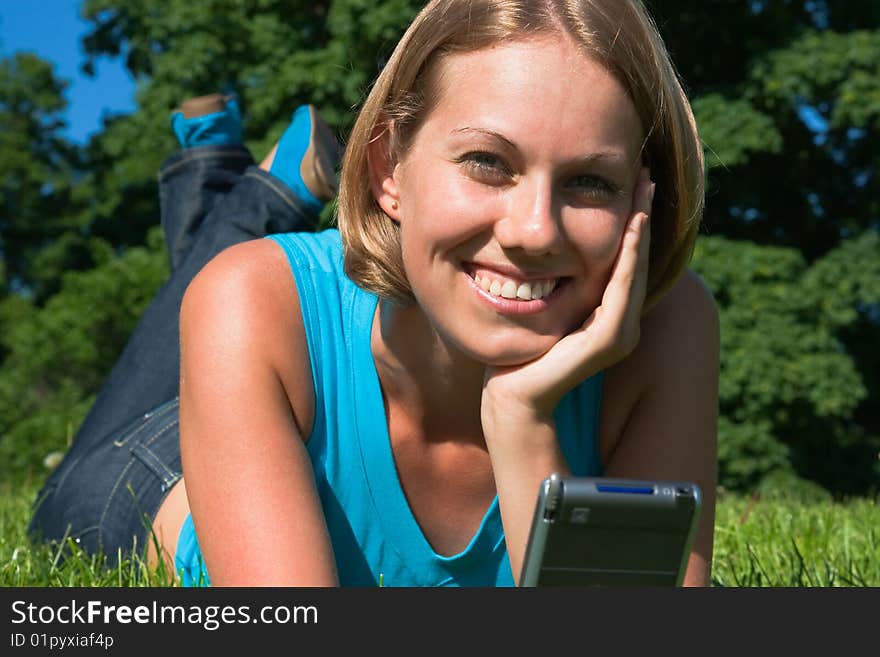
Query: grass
[
  {"left": 1, "top": 482, "right": 177, "bottom": 587},
  {"left": 711, "top": 492, "right": 880, "bottom": 586},
  {"left": 2, "top": 482, "right": 878, "bottom": 587}
]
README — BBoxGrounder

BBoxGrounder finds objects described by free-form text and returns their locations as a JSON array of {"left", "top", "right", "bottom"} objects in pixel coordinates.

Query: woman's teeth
[{"left": 473, "top": 273, "right": 558, "bottom": 301}]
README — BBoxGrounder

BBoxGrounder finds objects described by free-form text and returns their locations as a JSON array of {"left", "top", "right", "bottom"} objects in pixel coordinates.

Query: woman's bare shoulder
[
  {"left": 183, "top": 238, "right": 293, "bottom": 310},
  {"left": 639, "top": 269, "right": 719, "bottom": 357},
  {"left": 617, "top": 268, "right": 718, "bottom": 382},
  {"left": 599, "top": 268, "right": 720, "bottom": 463},
  {"left": 651, "top": 268, "right": 718, "bottom": 326},
  {"left": 180, "top": 237, "right": 316, "bottom": 438}
]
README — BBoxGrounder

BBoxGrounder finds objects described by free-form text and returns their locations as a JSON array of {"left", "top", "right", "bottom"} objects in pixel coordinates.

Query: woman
[
  {"left": 35, "top": 0, "right": 719, "bottom": 587},
  {"left": 178, "top": 0, "right": 717, "bottom": 586}
]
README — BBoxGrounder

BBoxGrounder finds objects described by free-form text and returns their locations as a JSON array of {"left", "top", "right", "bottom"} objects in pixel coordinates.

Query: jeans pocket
[
  {"left": 130, "top": 439, "right": 182, "bottom": 495},
  {"left": 98, "top": 399, "right": 183, "bottom": 555},
  {"left": 117, "top": 397, "right": 182, "bottom": 494},
  {"left": 112, "top": 397, "right": 180, "bottom": 448}
]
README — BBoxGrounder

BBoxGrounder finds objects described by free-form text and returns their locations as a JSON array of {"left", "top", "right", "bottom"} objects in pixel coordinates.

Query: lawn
[{"left": 2, "top": 483, "right": 878, "bottom": 586}]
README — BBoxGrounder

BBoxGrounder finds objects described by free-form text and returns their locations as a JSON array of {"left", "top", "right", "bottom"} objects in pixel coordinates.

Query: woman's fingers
[
  {"left": 598, "top": 168, "right": 653, "bottom": 333},
  {"left": 633, "top": 166, "right": 655, "bottom": 217}
]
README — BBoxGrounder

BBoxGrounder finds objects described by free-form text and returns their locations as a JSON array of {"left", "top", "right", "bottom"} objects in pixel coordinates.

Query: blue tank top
[{"left": 175, "top": 229, "right": 604, "bottom": 586}]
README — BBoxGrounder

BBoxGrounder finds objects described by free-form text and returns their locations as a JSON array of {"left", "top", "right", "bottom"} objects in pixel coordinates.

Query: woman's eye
[
  {"left": 459, "top": 152, "right": 512, "bottom": 181},
  {"left": 565, "top": 175, "right": 619, "bottom": 201}
]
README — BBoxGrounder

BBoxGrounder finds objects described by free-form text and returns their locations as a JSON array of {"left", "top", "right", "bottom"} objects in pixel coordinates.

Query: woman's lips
[{"left": 463, "top": 265, "right": 568, "bottom": 314}]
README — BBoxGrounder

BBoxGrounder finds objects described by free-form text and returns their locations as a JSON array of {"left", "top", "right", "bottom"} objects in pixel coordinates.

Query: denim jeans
[{"left": 28, "top": 145, "right": 319, "bottom": 562}]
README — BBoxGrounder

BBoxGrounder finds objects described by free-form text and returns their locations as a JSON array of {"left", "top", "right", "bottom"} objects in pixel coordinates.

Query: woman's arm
[
  {"left": 601, "top": 269, "right": 719, "bottom": 586},
  {"left": 179, "top": 239, "right": 338, "bottom": 586}
]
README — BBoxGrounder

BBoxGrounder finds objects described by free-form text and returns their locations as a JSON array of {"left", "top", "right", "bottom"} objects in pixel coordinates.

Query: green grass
[
  {"left": 711, "top": 492, "right": 880, "bottom": 586},
  {"left": 2, "top": 483, "right": 878, "bottom": 586},
  {"left": 1, "top": 483, "right": 177, "bottom": 587}
]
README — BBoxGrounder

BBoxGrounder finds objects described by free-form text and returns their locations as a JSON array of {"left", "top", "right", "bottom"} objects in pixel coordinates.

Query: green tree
[
  {"left": 651, "top": 1, "right": 880, "bottom": 495},
  {"left": 692, "top": 232, "right": 880, "bottom": 495},
  {"left": 654, "top": 1, "right": 879, "bottom": 256},
  {"left": 0, "top": 228, "right": 167, "bottom": 484},
  {"left": 0, "top": 53, "right": 89, "bottom": 301},
  {"left": 1, "top": 0, "right": 878, "bottom": 497}
]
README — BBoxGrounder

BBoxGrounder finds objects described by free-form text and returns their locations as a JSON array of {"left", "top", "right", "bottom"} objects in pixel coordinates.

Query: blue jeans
[{"left": 28, "top": 145, "right": 319, "bottom": 562}]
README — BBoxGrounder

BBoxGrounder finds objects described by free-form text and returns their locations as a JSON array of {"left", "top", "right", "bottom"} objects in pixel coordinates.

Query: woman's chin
[{"left": 469, "top": 336, "right": 560, "bottom": 368}]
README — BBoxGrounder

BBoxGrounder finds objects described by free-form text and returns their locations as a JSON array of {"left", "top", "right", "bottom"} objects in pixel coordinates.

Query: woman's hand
[{"left": 481, "top": 167, "right": 655, "bottom": 426}]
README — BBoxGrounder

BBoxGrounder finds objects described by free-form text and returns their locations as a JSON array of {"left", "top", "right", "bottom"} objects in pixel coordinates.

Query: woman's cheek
[
  {"left": 439, "top": 173, "right": 505, "bottom": 215},
  {"left": 427, "top": 184, "right": 506, "bottom": 249},
  {"left": 568, "top": 210, "right": 626, "bottom": 266},
  {"left": 565, "top": 212, "right": 629, "bottom": 318}
]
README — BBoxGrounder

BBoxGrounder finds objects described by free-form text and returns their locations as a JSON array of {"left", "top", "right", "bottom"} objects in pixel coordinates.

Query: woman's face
[{"left": 385, "top": 35, "right": 645, "bottom": 366}]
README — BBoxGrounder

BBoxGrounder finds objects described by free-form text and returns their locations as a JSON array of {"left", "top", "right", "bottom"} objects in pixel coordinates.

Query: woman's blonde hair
[{"left": 338, "top": 0, "right": 705, "bottom": 308}]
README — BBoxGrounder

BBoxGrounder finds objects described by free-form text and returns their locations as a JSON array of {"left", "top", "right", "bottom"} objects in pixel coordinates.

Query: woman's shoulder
[
  {"left": 266, "top": 228, "right": 344, "bottom": 273},
  {"left": 643, "top": 268, "right": 719, "bottom": 345},
  {"left": 621, "top": 267, "right": 719, "bottom": 384},
  {"left": 599, "top": 268, "right": 720, "bottom": 463},
  {"left": 181, "top": 237, "right": 316, "bottom": 435},
  {"left": 183, "top": 237, "right": 299, "bottom": 321}
]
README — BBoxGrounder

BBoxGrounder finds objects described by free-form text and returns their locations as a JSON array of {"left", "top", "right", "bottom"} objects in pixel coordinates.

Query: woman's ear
[{"left": 367, "top": 121, "right": 402, "bottom": 221}]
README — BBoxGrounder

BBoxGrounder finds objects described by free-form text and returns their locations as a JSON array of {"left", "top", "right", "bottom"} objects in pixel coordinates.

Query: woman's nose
[{"left": 493, "top": 178, "right": 563, "bottom": 256}]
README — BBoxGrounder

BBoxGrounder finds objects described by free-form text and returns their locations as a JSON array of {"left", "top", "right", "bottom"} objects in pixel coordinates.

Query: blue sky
[{"left": 0, "top": 0, "right": 136, "bottom": 144}]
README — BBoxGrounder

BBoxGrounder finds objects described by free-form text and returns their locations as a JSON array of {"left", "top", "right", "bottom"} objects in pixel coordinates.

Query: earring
[{"left": 390, "top": 200, "right": 399, "bottom": 210}]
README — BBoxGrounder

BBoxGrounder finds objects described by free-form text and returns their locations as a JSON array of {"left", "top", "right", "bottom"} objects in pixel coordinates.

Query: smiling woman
[
  {"left": 365, "top": 37, "right": 646, "bottom": 366},
  {"left": 29, "top": 0, "right": 718, "bottom": 588}
]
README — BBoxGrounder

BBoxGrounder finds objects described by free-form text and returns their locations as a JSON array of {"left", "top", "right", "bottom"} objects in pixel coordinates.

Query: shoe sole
[
  {"left": 300, "top": 106, "right": 341, "bottom": 202},
  {"left": 177, "top": 93, "right": 228, "bottom": 118}
]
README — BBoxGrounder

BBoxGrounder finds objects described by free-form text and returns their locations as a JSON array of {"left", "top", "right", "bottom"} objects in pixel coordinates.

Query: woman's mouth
[
  {"left": 463, "top": 264, "right": 568, "bottom": 313},
  {"left": 473, "top": 271, "right": 558, "bottom": 301}
]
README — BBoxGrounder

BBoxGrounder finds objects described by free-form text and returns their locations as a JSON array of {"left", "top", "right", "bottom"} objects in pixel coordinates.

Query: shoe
[
  {"left": 268, "top": 104, "right": 341, "bottom": 213},
  {"left": 178, "top": 94, "right": 227, "bottom": 118},
  {"left": 170, "top": 93, "right": 243, "bottom": 148}
]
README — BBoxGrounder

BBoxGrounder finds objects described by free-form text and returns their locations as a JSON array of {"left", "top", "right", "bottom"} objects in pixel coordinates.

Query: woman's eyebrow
[
  {"left": 451, "top": 127, "right": 630, "bottom": 165},
  {"left": 450, "top": 127, "right": 517, "bottom": 150},
  {"left": 569, "top": 151, "right": 629, "bottom": 166}
]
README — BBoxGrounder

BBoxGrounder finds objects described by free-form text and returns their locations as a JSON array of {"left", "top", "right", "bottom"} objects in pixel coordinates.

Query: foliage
[
  {"left": 692, "top": 233, "right": 880, "bottom": 494},
  {"left": 0, "top": 229, "right": 168, "bottom": 484},
  {"left": 0, "top": 53, "right": 86, "bottom": 301},
  {"left": 654, "top": 1, "right": 880, "bottom": 257},
  {"left": 692, "top": 94, "right": 783, "bottom": 170},
  {"left": 0, "top": 0, "right": 878, "bottom": 499}
]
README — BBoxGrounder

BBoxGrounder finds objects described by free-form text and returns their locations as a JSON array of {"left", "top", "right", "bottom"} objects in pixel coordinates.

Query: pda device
[{"left": 518, "top": 473, "right": 701, "bottom": 586}]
